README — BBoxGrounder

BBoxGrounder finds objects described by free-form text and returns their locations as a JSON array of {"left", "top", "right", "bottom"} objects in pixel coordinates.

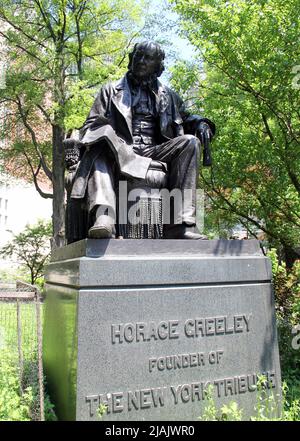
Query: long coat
[{"left": 71, "top": 74, "right": 215, "bottom": 199}]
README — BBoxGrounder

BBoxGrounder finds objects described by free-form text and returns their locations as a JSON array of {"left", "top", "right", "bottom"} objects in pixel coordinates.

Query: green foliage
[
  {"left": 199, "top": 384, "right": 243, "bottom": 421},
  {"left": 139, "top": 0, "right": 184, "bottom": 74},
  {"left": 0, "top": 301, "right": 56, "bottom": 421},
  {"left": 171, "top": 0, "right": 300, "bottom": 260},
  {"left": 25, "top": 378, "right": 57, "bottom": 422},
  {"left": 220, "top": 401, "right": 243, "bottom": 421},
  {"left": 268, "top": 249, "right": 300, "bottom": 405},
  {"left": 0, "top": 0, "right": 143, "bottom": 131},
  {"left": 0, "top": 350, "right": 56, "bottom": 421},
  {"left": 250, "top": 377, "right": 300, "bottom": 421},
  {"left": 97, "top": 403, "right": 108, "bottom": 420},
  {"left": 0, "top": 350, "right": 34, "bottom": 421},
  {"left": 268, "top": 249, "right": 300, "bottom": 320},
  {"left": 0, "top": 219, "right": 52, "bottom": 285},
  {"left": 281, "top": 383, "right": 300, "bottom": 421},
  {"left": 170, "top": 60, "right": 200, "bottom": 98},
  {"left": 198, "top": 249, "right": 300, "bottom": 421},
  {"left": 0, "top": 0, "right": 144, "bottom": 241},
  {"left": 199, "top": 377, "right": 300, "bottom": 421},
  {"left": 251, "top": 375, "right": 281, "bottom": 421}
]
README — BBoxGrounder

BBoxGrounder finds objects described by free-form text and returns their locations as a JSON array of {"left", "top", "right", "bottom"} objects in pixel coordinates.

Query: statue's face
[{"left": 131, "top": 45, "right": 160, "bottom": 79}]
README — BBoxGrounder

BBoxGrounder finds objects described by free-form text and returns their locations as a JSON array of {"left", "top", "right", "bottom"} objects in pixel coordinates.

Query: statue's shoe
[
  {"left": 164, "top": 224, "right": 208, "bottom": 240},
  {"left": 88, "top": 216, "right": 116, "bottom": 239}
]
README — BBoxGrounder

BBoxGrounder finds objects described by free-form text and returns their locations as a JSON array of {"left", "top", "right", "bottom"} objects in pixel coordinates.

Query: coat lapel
[
  {"left": 156, "top": 79, "right": 169, "bottom": 114},
  {"left": 156, "top": 79, "right": 169, "bottom": 135},
  {"left": 112, "top": 76, "right": 133, "bottom": 139}
]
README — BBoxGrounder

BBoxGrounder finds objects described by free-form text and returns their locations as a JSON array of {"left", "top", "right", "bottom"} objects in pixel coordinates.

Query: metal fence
[{"left": 0, "top": 281, "right": 44, "bottom": 421}]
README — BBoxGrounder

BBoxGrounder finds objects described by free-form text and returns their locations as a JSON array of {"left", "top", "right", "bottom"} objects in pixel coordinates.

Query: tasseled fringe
[{"left": 118, "top": 197, "right": 163, "bottom": 239}]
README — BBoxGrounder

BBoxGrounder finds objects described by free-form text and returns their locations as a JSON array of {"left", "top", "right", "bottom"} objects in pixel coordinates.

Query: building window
[{"left": 0, "top": 196, "right": 9, "bottom": 227}]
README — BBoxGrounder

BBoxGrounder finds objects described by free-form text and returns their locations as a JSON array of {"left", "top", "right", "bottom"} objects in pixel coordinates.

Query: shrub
[
  {"left": 268, "top": 249, "right": 300, "bottom": 404},
  {"left": 199, "top": 378, "right": 300, "bottom": 421},
  {"left": 0, "top": 350, "right": 33, "bottom": 421}
]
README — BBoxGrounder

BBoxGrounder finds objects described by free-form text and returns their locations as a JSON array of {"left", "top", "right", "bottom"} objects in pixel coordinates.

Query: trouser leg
[
  {"left": 137, "top": 135, "right": 200, "bottom": 225},
  {"left": 87, "top": 152, "right": 116, "bottom": 226}
]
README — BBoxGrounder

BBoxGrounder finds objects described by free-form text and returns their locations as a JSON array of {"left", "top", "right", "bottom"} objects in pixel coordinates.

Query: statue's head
[{"left": 128, "top": 41, "right": 165, "bottom": 80}]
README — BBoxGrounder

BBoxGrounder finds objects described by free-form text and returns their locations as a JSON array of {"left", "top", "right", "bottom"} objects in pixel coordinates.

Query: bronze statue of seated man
[{"left": 65, "top": 41, "right": 215, "bottom": 240}]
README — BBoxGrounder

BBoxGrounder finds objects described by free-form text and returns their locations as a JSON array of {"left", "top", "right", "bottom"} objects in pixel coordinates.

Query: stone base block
[{"left": 43, "top": 239, "right": 281, "bottom": 421}]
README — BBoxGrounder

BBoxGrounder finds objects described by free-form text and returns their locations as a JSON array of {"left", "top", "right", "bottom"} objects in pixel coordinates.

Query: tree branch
[
  {"left": 261, "top": 113, "right": 300, "bottom": 196},
  {"left": 23, "top": 153, "right": 53, "bottom": 199},
  {"left": 16, "top": 96, "right": 53, "bottom": 181},
  {"left": 33, "top": 0, "right": 57, "bottom": 42},
  {"left": 0, "top": 11, "right": 48, "bottom": 49},
  {"left": 202, "top": 171, "right": 299, "bottom": 254},
  {"left": 0, "top": 30, "right": 47, "bottom": 66},
  {"left": 35, "top": 103, "right": 52, "bottom": 124}
]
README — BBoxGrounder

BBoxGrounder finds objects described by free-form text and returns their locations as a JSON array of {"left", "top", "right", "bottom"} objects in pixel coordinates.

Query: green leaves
[
  {"left": 171, "top": 0, "right": 300, "bottom": 255},
  {"left": 0, "top": 220, "right": 52, "bottom": 285},
  {"left": 0, "top": 350, "right": 34, "bottom": 421},
  {"left": 0, "top": 0, "right": 142, "bottom": 184}
]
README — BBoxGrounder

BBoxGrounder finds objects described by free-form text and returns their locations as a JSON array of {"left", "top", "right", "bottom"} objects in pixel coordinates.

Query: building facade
[{"left": 0, "top": 173, "right": 52, "bottom": 270}]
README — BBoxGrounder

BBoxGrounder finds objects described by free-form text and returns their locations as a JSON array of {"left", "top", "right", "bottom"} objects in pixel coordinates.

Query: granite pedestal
[{"left": 43, "top": 239, "right": 281, "bottom": 421}]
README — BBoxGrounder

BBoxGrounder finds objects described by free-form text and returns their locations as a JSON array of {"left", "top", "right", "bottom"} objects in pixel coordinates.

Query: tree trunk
[
  {"left": 52, "top": 124, "right": 66, "bottom": 248},
  {"left": 30, "top": 268, "right": 35, "bottom": 286}
]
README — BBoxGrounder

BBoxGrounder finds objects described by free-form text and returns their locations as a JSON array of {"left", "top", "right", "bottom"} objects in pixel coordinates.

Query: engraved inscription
[
  {"left": 83, "top": 311, "right": 279, "bottom": 418},
  {"left": 184, "top": 314, "right": 251, "bottom": 337},
  {"left": 85, "top": 371, "right": 276, "bottom": 416},
  {"left": 148, "top": 350, "right": 224, "bottom": 372},
  {"left": 213, "top": 372, "right": 276, "bottom": 397},
  {"left": 127, "top": 387, "right": 167, "bottom": 410},
  {"left": 111, "top": 320, "right": 180, "bottom": 343},
  {"left": 111, "top": 314, "right": 251, "bottom": 344}
]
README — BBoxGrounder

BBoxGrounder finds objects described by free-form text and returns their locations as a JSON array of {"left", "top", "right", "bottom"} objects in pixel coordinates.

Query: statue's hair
[{"left": 128, "top": 41, "right": 165, "bottom": 77}]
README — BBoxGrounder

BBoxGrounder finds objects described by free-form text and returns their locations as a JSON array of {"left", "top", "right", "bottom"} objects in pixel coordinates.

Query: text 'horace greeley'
[{"left": 111, "top": 314, "right": 252, "bottom": 343}]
